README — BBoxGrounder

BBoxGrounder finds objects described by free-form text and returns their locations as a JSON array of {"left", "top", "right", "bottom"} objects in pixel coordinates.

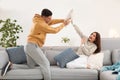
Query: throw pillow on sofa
[
  {"left": 112, "top": 49, "right": 120, "bottom": 64},
  {"left": 54, "top": 48, "right": 79, "bottom": 68},
  {"left": 101, "top": 50, "right": 112, "bottom": 66},
  {"left": 87, "top": 52, "right": 104, "bottom": 70},
  {"left": 6, "top": 46, "right": 27, "bottom": 64}
]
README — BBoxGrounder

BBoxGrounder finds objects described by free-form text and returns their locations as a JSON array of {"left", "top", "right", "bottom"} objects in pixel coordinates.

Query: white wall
[{"left": 0, "top": 0, "right": 120, "bottom": 46}]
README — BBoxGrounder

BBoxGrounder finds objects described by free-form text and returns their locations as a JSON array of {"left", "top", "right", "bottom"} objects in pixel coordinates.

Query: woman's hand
[
  {"left": 87, "top": 64, "right": 91, "bottom": 69},
  {"left": 81, "top": 38, "right": 86, "bottom": 44}
]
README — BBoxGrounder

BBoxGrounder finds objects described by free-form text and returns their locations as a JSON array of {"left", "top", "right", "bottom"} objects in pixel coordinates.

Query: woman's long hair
[{"left": 93, "top": 32, "right": 101, "bottom": 53}]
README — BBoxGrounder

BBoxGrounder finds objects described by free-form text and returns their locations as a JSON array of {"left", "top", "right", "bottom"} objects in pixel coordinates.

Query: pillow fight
[{"left": 1, "top": 8, "right": 120, "bottom": 80}]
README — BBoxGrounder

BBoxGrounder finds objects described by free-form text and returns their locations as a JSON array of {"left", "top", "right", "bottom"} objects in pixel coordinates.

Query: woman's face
[{"left": 88, "top": 32, "right": 96, "bottom": 43}]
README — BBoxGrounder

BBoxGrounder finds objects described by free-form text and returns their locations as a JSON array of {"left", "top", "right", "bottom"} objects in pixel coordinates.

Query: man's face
[{"left": 43, "top": 16, "right": 52, "bottom": 23}]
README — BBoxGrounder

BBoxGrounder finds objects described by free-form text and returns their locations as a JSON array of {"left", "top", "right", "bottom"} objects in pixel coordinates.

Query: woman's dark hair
[
  {"left": 41, "top": 8, "right": 52, "bottom": 17},
  {"left": 93, "top": 32, "right": 101, "bottom": 53}
]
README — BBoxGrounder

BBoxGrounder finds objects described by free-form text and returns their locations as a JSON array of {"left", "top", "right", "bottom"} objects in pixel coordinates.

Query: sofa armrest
[{"left": 0, "top": 49, "right": 9, "bottom": 69}]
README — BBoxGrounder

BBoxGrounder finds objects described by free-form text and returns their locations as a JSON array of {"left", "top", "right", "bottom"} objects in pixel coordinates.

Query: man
[
  {"left": 1, "top": 9, "right": 71, "bottom": 80},
  {"left": 24, "top": 8, "right": 71, "bottom": 80}
]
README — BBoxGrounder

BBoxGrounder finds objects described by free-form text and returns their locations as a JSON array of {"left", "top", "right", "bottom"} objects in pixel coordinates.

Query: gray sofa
[{"left": 0, "top": 38, "right": 120, "bottom": 80}]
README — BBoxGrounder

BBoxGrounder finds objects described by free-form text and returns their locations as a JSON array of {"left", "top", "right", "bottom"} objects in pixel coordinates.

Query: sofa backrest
[
  {"left": 42, "top": 38, "right": 120, "bottom": 66},
  {"left": 101, "top": 38, "right": 120, "bottom": 51}
]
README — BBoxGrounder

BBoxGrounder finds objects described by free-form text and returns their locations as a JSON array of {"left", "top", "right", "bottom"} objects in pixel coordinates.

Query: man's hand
[{"left": 63, "top": 19, "right": 71, "bottom": 26}]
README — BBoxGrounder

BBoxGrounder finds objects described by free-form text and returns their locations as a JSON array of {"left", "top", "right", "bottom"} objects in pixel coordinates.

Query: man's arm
[
  {"left": 40, "top": 23, "right": 65, "bottom": 33},
  {"left": 48, "top": 19, "right": 64, "bottom": 25},
  {"left": 38, "top": 19, "right": 70, "bottom": 33}
]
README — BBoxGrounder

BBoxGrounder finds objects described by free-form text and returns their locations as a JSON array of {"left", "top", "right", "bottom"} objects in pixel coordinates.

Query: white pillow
[
  {"left": 65, "top": 9, "right": 73, "bottom": 20},
  {"left": 0, "top": 49, "right": 9, "bottom": 69},
  {"left": 87, "top": 52, "right": 104, "bottom": 70},
  {"left": 66, "top": 55, "right": 88, "bottom": 69}
]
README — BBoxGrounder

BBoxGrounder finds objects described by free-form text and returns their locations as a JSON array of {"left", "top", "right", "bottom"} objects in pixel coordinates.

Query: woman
[{"left": 66, "top": 23, "right": 102, "bottom": 70}]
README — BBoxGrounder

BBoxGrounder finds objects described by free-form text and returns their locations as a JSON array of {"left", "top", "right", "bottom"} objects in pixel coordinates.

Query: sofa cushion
[
  {"left": 1, "top": 64, "right": 43, "bottom": 79},
  {"left": 0, "top": 48, "right": 9, "bottom": 69},
  {"left": 54, "top": 48, "right": 79, "bottom": 68},
  {"left": 112, "top": 49, "right": 120, "bottom": 64},
  {"left": 100, "top": 71, "right": 117, "bottom": 80},
  {"left": 101, "top": 50, "right": 112, "bottom": 66},
  {"left": 6, "top": 46, "right": 27, "bottom": 64},
  {"left": 51, "top": 66, "right": 98, "bottom": 80}
]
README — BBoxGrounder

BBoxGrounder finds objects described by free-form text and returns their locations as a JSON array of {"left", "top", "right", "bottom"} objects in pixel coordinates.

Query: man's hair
[{"left": 41, "top": 8, "right": 52, "bottom": 17}]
